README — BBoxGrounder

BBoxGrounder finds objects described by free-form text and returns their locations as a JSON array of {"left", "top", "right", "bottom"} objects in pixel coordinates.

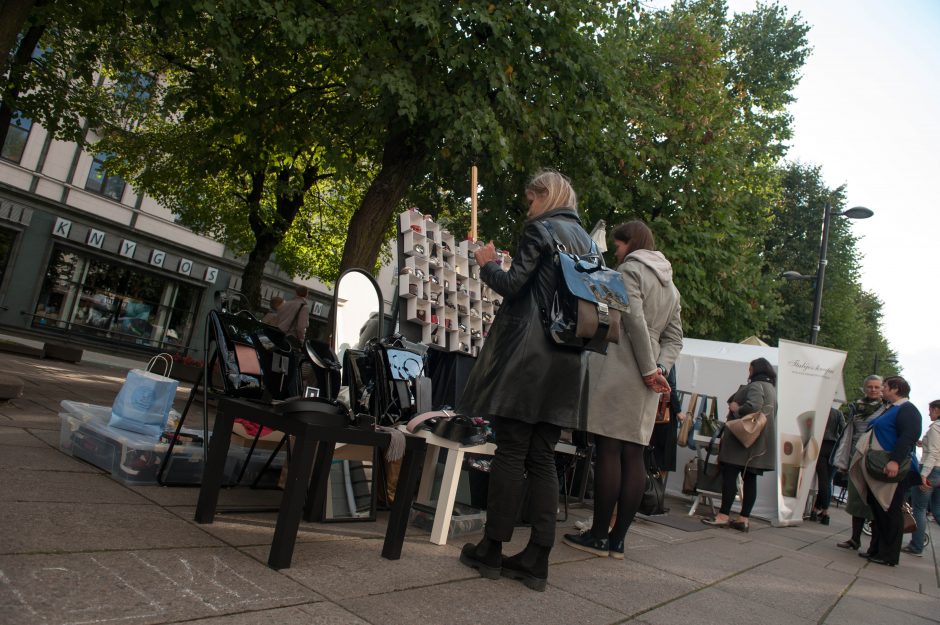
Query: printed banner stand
[{"left": 774, "top": 339, "right": 847, "bottom": 526}]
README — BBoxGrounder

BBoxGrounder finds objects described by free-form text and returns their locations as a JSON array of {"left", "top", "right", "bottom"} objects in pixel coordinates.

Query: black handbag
[
  {"left": 639, "top": 447, "right": 667, "bottom": 515},
  {"left": 864, "top": 448, "right": 912, "bottom": 483}
]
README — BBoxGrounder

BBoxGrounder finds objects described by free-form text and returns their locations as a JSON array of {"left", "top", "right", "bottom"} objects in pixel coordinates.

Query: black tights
[
  {"left": 590, "top": 435, "right": 645, "bottom": 544},
  {"left": 719, "top": 463, "right": 757, "bottom": 517}
]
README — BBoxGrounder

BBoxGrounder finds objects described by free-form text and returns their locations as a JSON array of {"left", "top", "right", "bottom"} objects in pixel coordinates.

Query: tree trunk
[
  {"left": 240, "top": 164, "right": 325, "bottom": 310},
  {"left": 0, "top": 21, "right": 44, "bottom": 149},
  {"left": 0, "top": 0, "right": 38, "bottom": 78},
  {"left": 341, "top": 128, "right": 427, "bottom": 273}
]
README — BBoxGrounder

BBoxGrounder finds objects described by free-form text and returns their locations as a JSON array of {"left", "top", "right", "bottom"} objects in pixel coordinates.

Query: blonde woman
[{"left": 458, "top": 169, "right": 592, "bottom": 591}]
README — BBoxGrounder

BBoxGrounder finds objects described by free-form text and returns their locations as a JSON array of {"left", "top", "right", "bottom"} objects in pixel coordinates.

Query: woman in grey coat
[
  {"left": 458, "top": 169, "right": 593, "bottom": 591},
  {"left": 702, "top": 357, "right": 777, "bottom": 532},
  {"left": 563, "top": 221, "right": 682, "bottom": 558}
]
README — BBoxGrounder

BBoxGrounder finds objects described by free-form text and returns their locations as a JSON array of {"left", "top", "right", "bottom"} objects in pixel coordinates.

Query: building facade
[{"left": 0, "top": 116, "right": 338, "bottom": 361}]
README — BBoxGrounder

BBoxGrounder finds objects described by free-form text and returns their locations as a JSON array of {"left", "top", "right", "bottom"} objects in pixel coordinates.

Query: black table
[{"left": 195, "top": 397, "right": 427, "bottom": 570}]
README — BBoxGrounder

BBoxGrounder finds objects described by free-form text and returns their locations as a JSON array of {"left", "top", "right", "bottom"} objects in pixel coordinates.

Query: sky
[{"left": 722, "top": 0, "right": 940, "bottom": 426}]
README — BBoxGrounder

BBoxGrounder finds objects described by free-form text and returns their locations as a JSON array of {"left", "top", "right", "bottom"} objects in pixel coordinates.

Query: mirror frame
[
  {"left": 323, "top": 268, "right": 384, "bottom": 523},
  {"left": 331, "top": 268, "right": 384, "bottom": 356}
]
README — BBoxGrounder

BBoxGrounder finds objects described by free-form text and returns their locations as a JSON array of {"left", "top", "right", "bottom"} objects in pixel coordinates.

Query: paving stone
[
  {"left": 549, "top": 556, "right": 702, "bottom": 616},
  {"left": 616, "top": 534, "right": 784, "bottom": 584},
  {"left": 848, "top": 577, "right": 940, "bottom": 622},
  {"left": 0, "top": 502, "right": 222, "bottom": 554},
  {"left": 637, "top": 586, "right": 816, "bottom": 625},
  {"left": 0, "top": 469, "right": 151, "bottom": 504},
  {"left": 0, "top": 444, "right": 101, "bottom": 472},
  {"left": 0, "top": 425, "right": 47, "bottom": 447},
  {"left": 340, "top": 576, "right": 625, "bottom": 625},
  {"left": 0, "top": 548, "right": 320, "bottom": 625},
  {"left": 824, "top": 595, "right": 939, "bottom": 625},
  {"left": 186, "top": 603, "right": 371, "bottom": 625},
  {"left": 713, "top": 555, "right": 853, "bottom": 621}
]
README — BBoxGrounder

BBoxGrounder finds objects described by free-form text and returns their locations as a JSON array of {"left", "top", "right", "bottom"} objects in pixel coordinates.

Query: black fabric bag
[
  {"left": 538, "top": 220, "right": 630, "bottom": 354},
  {"left": 640, "top": 447, "right": 667, "bottom": 515}
]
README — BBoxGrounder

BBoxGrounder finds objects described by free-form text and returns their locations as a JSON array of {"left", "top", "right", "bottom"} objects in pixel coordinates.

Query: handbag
[
  {"left": 902, "top": 502, "right": 917, "bottom": 533},
  {"left": 538, "top": 219, "right": 630, "bottom": 354},
  {"left": 699, "top": 397, "right": 720, "bottom": 438},
  {"left": 639, "top": 447, "right": 667, "bottom": 515},
  {"left": 677, "top": 393, "right": 698, "bottom": 447},
  {"left": 696, "top": 425, "right": 725, "bottom": 493},
  {"left": 864, "top": 448, "right": 912, "bottom": 483},
  {"left": 110, "top": 354, "right": 179, "bottom": 439},
  {"left": 655, "top": 392, "right": 671, "bottom": 424},
  {"left": 724, "top": 412, "right": 768, "bottom": 449},
  {"left": 681, "top": 457, "right": 698, "bottom": 495}
]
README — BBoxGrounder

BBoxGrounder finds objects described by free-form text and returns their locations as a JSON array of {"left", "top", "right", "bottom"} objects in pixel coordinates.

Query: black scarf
[{"left": 749, "top": 372, "right": 774, "bottom": 385}]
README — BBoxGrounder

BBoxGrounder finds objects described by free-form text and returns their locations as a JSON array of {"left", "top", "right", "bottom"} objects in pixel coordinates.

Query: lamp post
[{"left": 782, "top": 202, "right": 874, "bottom": 344}]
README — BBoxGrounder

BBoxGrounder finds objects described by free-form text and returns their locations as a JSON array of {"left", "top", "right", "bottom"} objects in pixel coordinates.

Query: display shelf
[
  {"left": 403, "top": 229, "right": 429, "bottom": 258},
  {"left": 406, "top": 297, "right": 431, "bottom": 326}
]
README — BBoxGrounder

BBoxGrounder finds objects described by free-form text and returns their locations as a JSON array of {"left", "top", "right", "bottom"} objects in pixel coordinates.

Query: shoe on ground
[
  {"left": 501, "top": 543, "right": 550, "bottom": 592},
  {"left": 608, "top": 538, "right": 625, "bottom": 560},
  {"left": 701, "top": 517, "right": 730, "bottom": 528},
  {"left": 901, "top": 545, "right": 924, "bottom": 557},
  {"left": 836, "top": 539, "right": 859, "bottom": 550},
  {"left": 729, "top": 519, "right": 749, "bottom": 533},
  {"left": 867, "top": 555, "right": 896, "bottom": 566},
  {"left": 563, "top": 531, "right": 610, "bottom": 557},
  {"left": 459, "top": 539, "right": 501, "bottom": 579},
  {"left": 818, "top": 514, "right": 830, "bottom": 526}
]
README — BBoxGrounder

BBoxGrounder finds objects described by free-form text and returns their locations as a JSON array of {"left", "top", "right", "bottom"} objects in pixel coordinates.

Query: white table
[{"left": 402, "top": 427, "right": 581, "bottom": 545}]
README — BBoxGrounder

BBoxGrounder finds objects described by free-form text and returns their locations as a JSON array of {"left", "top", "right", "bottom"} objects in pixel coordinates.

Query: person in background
[
  {"left": 850, "top": 375, "right": 921, "bottom": 566},
  {"left": 563, "top": 220, "right": 682, "bottom": 559},
  {"left": 457, "top": 169, "right": 592, "bottom": 592},
  {"left": 261, "top": 296, "right": 283, "bottom": 325},
  {"left": 832, "top": 375, "right": 885, "bottom": 550},
  {"left": 902, "top": 399, "right": 940, "bottom": 556},
  {"left": 809, "top": 405, "right": 845, "bottom": 525},
  {"left": 271, "top": 286, "right": 308, "bottom": 343},
  {"left": 701, "top": 357, "right": 777, "bottom": 532}
]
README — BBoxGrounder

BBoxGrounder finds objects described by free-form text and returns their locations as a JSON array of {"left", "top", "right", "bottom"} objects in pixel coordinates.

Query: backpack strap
[{"left": 538, "top": 219, "right": 601, "bottom": 264}]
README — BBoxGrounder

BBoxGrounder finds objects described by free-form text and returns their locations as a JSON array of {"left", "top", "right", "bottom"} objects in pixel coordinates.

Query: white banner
[{"left": 775, "top": 339, "right": 847, "bottom": 526}]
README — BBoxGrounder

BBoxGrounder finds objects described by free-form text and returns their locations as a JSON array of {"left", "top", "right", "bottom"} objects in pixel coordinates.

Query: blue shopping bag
[{"left": 110, "top": 354, "right": 179, "bottom": 439}]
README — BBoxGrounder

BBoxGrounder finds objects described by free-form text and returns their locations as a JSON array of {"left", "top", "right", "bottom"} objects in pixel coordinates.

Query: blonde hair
[{"left": 526, "top": 169, "right": 577, "bottom": 212}]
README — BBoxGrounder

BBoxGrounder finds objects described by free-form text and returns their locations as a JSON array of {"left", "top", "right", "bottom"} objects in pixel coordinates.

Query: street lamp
[{"left": 782, "top": 202, "right": 874, "bottom": 344}]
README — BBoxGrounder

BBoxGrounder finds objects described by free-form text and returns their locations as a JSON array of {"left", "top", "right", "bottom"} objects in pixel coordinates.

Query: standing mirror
[{"left": 325, "top": 268, "right": 384, "bottom": 520}]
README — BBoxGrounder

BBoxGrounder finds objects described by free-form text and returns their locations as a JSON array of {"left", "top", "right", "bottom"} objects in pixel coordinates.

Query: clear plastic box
[{"left": 58, "top": 400, "right": 285, "bottom": 486}]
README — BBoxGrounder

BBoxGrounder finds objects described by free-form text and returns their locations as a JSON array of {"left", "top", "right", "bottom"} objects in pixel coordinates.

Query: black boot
[
  {"left": 501, "top": 541, "right": 551, "bottom": 592},
  {"left": 459, "top": 536, "right": 502, "bottom": 579}
]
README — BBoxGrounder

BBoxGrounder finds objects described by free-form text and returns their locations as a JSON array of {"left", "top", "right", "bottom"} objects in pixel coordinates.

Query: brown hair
[
  {"left": 929, "top": 400, "right": 940, "bottom": 411},
  {"left": 294, "top": 285, "right": 309, "bottom": 297},
  {"left": 883, "top": 376, "right": 911, "bottom": 398},
  {"left": 526, "top": 169, "right": 577, "bottom": 212},
  {"left": 749, "top": 357, "right": 777, "bottom": 384},
  {"left": 611, "top": 221, "right": 655, "bottom": 252}
]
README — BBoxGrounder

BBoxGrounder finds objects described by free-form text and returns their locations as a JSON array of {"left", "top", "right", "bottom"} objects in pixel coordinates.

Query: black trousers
[
  {"left": 485, "top": 417, "right": 561, "bottom": 547},
  {"left": 813, "top": 439, "right": 836, "bottom": 510},
  {"left": 865, "top": 474, "right": 915, "bottom": 565}
]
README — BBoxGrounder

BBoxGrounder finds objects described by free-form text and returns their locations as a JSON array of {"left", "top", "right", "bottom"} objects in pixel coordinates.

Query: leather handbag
[
  {"left": 677, "top": 393, "right": 699, "bottom": 448},
  {"left": 654, "top": 392, "right": 671, "bottom": 424},
  {"left": 681, "top": 457, "right": 698, "bottom": 495},
  {"left": 724, "top": 412, "right": 768, "bottom": 449},
  {"left": 902, "top": 502, "right": 917, "bottom": 533},
  {"left": 639, "top": 447, "right": 667, "bottom": 515},
  {"left": 864, "top": 448, "right": 912, "bottom": 483}
]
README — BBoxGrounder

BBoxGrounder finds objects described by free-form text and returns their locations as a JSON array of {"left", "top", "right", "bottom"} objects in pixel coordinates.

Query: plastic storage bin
[{"left": 58, "top": 400, "right": 285, "bottom": 486}]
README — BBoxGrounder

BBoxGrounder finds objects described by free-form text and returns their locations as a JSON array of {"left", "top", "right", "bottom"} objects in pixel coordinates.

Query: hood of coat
[{"left": 625, "top": 249, "right": 673, "bottom": 285}]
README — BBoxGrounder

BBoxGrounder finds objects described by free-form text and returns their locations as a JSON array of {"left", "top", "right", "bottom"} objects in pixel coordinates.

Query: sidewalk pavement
[{"left": 1, "top": 350, "right": 938, "bottom": 625}]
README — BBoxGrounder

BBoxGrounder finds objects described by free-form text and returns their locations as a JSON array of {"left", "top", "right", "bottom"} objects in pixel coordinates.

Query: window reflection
[{"left": 32, "top": 246, "right": 201, "bottom": 350}]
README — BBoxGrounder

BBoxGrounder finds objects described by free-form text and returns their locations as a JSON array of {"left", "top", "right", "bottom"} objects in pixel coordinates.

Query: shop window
[
  {"left": 84, "top": 152, "right": 126, "bottom": 201},
  {"left": 32, "top": 246, "right": 201, "bottom": 350},
  {"left": 1, "top": 113, "right": 32, "bottom": 163},
  {"left": 0, "top": 227, "right": 16, "bottom": 288}
]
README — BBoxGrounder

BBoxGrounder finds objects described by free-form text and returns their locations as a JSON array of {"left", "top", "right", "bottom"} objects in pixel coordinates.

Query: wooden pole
[{"left": 470, "top": 164, "right": 478, "bottom": 241}]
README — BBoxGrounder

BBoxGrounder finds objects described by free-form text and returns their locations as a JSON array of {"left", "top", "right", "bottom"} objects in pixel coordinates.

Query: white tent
[{"left": 667, "top": 338, "right": 846, "bottom": 521}]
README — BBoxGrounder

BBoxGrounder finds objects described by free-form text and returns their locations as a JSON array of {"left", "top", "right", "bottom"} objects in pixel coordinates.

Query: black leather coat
[{"left": 458, "top": 207, "right": 591, "bottom": 427}]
